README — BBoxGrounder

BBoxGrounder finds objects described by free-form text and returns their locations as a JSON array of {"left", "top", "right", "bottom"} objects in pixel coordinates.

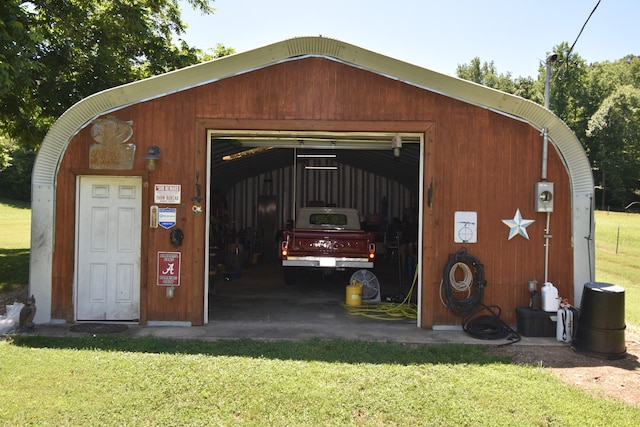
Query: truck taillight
[
  {"left": 369, "top": 243, "right": 376, "bottom": 261},
  {"left": 281, "top": 240, "right": 288, "bottom": 259}
]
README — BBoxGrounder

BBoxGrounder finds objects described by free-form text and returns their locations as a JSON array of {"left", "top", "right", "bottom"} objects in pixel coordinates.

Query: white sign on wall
[
  {"left": 154, "top": 184, "right": 181, "bottom": 204},
  {"left": 454, "top": 211, "right": 477, "bottom": 243}
]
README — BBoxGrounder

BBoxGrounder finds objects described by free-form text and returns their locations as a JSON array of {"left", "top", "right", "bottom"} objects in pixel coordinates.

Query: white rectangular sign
[
  {"left": 154, "top": 184, "right": 181, "bottom": 204},
  {"left": 454, "top": 211, "right": 477, "bottom": 243}
]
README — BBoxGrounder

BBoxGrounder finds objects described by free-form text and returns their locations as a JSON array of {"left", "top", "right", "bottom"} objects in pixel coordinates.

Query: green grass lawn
[
  {"left": 1, "top": 200, "right": 639, "bottom": 425},
  {"left": 0, "top": 198, "right": 30, "bottom": 291},
  {"left": 2, "top": 336, "right": 639, "bottom": 426},
  {"left": 594, "top": 210, "right": 640, "bottom": 325}
]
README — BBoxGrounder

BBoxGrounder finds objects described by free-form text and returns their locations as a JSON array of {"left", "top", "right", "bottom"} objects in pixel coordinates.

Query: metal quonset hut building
[{"left": 30, "top": 37, "right": 594, "bottom": 329}]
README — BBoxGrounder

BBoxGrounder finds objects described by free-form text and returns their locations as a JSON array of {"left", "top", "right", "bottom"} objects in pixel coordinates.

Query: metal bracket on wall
[{"left": 191, "top": 171, "right": 203, "bottom": 204}]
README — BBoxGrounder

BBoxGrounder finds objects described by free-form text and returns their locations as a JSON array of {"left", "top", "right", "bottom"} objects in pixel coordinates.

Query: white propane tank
[
  {"left": 541, "top": 282, "right": 559, "bottom": 312},
  {"left": 556, "top": 301, "right": 574, "bottom": 343}
]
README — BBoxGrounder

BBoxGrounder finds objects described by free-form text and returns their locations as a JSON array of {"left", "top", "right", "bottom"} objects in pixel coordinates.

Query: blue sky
[{"left": 178, "top": 0, "right": 638, "bottom": 79}]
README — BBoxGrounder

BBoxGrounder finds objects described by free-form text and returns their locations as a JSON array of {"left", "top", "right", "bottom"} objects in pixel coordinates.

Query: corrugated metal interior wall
[{"left": 225, "top": 162, "right": 413, "bottom": 236}]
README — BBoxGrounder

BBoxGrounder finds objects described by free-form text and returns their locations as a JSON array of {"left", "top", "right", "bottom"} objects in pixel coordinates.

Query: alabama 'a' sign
[{"left": 157, "top": 251, "right": 180, "bottom": 286}]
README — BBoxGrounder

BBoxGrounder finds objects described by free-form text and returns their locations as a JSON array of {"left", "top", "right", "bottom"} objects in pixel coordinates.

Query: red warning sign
[{"left": 157, "top": 251, "right": 181, "bottom": 286}]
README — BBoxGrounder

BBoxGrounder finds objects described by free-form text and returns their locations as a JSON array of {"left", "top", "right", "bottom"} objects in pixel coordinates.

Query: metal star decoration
[{"left": 501, "top": 209, "right": 535, "bottom": 240}]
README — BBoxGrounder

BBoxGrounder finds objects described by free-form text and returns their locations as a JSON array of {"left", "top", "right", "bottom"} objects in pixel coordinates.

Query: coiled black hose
[
  {"left": 462, "top": 304, "right": 521, "bottom": 345},
  {"left": 440, "top": 248, "right": 486, "bottom": 316}
]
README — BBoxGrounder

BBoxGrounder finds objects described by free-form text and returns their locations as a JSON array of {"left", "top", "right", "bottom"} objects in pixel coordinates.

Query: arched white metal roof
[{"left": 31, "top": 36, "right": 594, "bottom": 323}]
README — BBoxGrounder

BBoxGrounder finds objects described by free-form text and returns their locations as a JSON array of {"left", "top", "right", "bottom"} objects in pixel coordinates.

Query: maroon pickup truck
[{"left": 280, "top": 207, "right": 376, "bottom": 285}]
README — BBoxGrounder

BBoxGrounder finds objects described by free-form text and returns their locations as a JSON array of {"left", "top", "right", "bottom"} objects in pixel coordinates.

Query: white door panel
[{"left": 76, "top": 176, "right": 141, "bottom": 321}]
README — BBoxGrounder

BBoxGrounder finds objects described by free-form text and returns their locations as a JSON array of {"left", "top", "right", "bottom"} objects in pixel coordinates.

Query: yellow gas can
[{"left": 345, "top": 280, "right": 363, "bottom": 306}]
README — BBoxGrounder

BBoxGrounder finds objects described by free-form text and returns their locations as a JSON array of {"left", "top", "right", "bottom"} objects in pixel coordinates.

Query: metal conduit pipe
[
  {"left": 541, "top": 53, "right": 557, "bottom": 284},
  {"left": 541, "top": 53, "right": 557, "bottom": 181},
  {"left": 544, "top": 211, "right": 551, "bottom": 283},
  {"left": 541, "top": 127, "right": 549, "bottom": 181}
]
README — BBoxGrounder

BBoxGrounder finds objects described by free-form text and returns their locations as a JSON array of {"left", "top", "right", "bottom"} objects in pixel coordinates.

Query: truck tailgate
[{"left": 284, "top": 230, "right": 374, "bottom": 257}]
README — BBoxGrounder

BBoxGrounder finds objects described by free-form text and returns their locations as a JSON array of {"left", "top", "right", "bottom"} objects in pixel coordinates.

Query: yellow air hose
[{"left": 341, "top": 267, "right": 418, "bottom": 320}]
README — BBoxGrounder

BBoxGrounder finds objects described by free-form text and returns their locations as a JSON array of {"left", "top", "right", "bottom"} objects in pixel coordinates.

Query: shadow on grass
[
  {"left": 0, "top": 249, "right": 30, "bottom": 291},
  {"left": 7, "top": 335, "right": 510, "bottom": 365},
  {"left": 0, "top": 197, "right": 30, "bottom": 210}
]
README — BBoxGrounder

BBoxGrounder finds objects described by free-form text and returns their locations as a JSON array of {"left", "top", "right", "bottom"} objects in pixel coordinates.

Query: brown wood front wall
[{"left": 53, "top": 57, "right": 573, "bottom": 327}]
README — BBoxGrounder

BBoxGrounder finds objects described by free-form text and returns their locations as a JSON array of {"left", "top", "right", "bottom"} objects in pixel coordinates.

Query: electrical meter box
[{"left": 535, "top": 182, "right": 554, "bottom": 212}]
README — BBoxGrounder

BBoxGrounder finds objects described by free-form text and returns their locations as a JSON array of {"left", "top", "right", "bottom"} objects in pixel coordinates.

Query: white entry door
[{"left": 76, "top": 176, "right": 142, "bottom": 321}]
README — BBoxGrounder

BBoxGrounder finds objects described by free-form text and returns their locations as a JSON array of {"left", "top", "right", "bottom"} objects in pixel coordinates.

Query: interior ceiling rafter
[{"left": 208, "top": 130, "right": 422, "bottom": 193}]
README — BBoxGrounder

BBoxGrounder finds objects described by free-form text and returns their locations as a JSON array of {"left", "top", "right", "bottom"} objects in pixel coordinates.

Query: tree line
[
  {"left": 1, "top": 0, "right": 228, "bottom": 200},
  {"left": 2, "top": 2, "right": 639, "bottom": 209}
]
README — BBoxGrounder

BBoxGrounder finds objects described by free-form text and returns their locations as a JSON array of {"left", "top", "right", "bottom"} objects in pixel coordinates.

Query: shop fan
[{"left": 350, "top": 269, "right": 381, "bottom": 303}]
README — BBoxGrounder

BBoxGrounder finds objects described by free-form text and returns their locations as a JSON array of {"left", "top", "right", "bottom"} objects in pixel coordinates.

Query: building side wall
[{"left": 426, "top": 98, "right": 572, "bottom": 325}]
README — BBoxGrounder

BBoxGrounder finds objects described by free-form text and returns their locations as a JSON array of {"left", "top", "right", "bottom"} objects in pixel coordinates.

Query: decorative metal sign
[
  {"left": 89, "top": 116, "right": 135, "bottom": 170},
  {"left": 157, "top": 251, "right": 181, "bottom": 286},
  {"left": 158, "top": 208, "right": 177, "bottom": 229},
  {"left": 502, "top": 209, "right": 534, "bottom": 240}
]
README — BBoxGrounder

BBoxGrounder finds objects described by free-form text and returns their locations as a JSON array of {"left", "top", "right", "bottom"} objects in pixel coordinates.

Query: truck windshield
[{"left": 309, "top": 214, "right": 348, "bottom": 226}]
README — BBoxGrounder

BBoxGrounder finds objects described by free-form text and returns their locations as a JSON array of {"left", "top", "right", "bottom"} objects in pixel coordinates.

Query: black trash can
[{"left": 572, "top": 282, "right": 626, "bottom": 359}]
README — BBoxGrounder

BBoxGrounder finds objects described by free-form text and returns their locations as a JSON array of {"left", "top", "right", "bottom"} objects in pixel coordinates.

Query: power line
[{"left": 556, "top": 0, "right": 601, "bottom": 79}]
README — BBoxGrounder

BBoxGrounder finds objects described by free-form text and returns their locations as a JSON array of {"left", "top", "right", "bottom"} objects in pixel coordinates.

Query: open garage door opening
[{"left": 205, "top": 130, "right": 424, "bottom": 329}]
